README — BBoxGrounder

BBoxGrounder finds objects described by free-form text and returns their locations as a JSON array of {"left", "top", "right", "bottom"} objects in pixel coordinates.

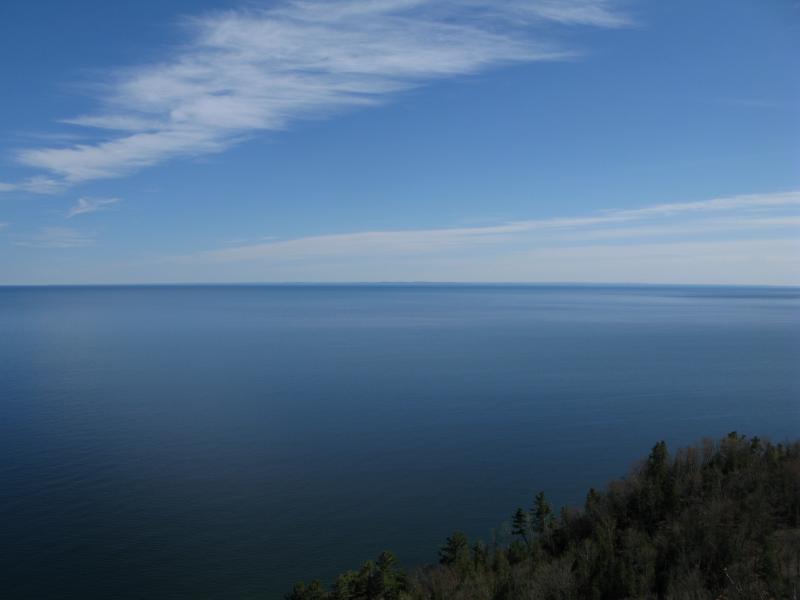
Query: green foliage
[
  {"left": 286, "top": 580, "right": 328, "bottom": 600},
  {"left": 286, "top": 551, "right": 407, "bottom": 600},
  {"left": 288, "top": 433, "right": 800, "bottom": 600},
  {"left": 511, "top": 507, "right": 530, "bottom": 546},
  {"left": 531, "top": 491, "right": 554, "bottom": 538},
  {"left": 471, "top": 540, "right": 489, "bottom": 571},
  {"left": 438, "top": 531, "right": 470, "bottom": 572}
]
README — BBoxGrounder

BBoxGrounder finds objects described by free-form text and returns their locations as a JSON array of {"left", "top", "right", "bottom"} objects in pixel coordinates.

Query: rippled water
[{"left": 1, "top": 285, "right": 798, "bottom": 598}]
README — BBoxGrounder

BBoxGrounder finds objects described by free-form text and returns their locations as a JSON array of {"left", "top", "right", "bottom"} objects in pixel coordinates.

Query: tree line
[{"left": 287, "top": 432, "right": 800, "bottom": 599}]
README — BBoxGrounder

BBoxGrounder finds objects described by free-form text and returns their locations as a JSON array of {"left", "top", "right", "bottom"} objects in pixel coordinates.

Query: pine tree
[
  {"left": 439, "top": 531, "right": 470, "bottom": 570},
  {"left": 375, "top": 551, "right": 406, "bottom": 599},
  {"left": 512, "top": 507, "right": 530, "bottom": 546},
  {"left": 532, "top": 491, "right": 553, "bottom": 537},
  {"left": 332, "top": 570, "right": 357, "bottom": 600},
  {"left": 472, "top": 540, "right": 489, "bottom": 570},
  {"left": 285, "top": 580, "right": 328, "bottom": 600}
]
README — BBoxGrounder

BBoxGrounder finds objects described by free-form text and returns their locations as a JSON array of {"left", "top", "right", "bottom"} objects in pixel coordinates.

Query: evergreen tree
[
  {"left": 374, "top": 551, "right": 406, "bottom": 599},
  {"left": 331, "top": 571, "right": 357, "bottom": 600},
  {"left": 531, "top": 491, "right": 554, "bottom": 542},
  {"left": 439, "top": 531, "right": 470, "bottom": 570},
  {"left": 288, "top": 434, "right": 800, "bottom": 600},
  {"left": 511, "top": 507, "right": 530, "bottom": 546},
  {"left": 645, "top": 440, "right": 668, "bottom": 480},
  {"left": 285, "top": 580, "right": 328, "bottom": 600},
  {"left": 471, "top": 540, "right": 489, "bottom": 571}
]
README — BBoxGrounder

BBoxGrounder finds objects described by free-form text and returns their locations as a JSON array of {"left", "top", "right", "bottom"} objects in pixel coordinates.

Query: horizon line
[{"left": 1, "top": 281, "right": 798, "bottom": 289}]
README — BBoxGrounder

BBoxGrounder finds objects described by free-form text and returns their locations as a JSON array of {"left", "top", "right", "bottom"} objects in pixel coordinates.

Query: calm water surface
[{"left": 1, "top": 285, "right": 798, "bottom": 598}]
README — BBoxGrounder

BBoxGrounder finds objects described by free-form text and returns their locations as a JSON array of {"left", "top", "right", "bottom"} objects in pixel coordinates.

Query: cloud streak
[
  {"left": 153, "top": 190, "right": 799, "bottom": 285},
  {"left": 181, "top": 191, "right": 800, "bottom": 264},
  {"left": 0, "top": 177, "right": 65, "bottom": 194},
  {"left": 14, "top": 227, "right": 94, "bottom": 248},
  {"left": 67, "top": 197, "right": 121, "bottom": 218},
  {"left": 7, "top": 0, "right": 629, "bottom": 189},
  {"left": 7, "top": 191, "right": 796, "bottom": 285}
]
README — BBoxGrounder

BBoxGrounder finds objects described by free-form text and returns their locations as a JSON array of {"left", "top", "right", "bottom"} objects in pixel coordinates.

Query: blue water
[{"left": 0, "top": 285, "right": 798, "bottom": 598}]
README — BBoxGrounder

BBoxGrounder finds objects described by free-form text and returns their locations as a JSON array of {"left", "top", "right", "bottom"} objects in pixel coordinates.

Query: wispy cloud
[
  {"left": 604, "top": 191, "right": 800, "bottom": 218},
  {"left": 67, "top": 197, "right": 121, "bottom": 218},
  {"left": 6, "top": 0, "right": 629, "bottom": 189},
  {"left": 14, "top": 227, "right": 94, "bottom": 248},
  {"left": 0, "top": 177, "right": 65, "bottom": 194},
  {"left": 179, "top": 191, "right": 800, "bottom": 264}
]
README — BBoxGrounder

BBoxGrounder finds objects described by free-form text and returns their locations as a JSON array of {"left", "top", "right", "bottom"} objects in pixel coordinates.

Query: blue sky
[{"left": 0, "top": 0, "right": 798, "bottom": 284}]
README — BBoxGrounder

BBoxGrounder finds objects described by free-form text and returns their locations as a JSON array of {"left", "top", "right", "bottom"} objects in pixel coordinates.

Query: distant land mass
[{"left": 288, "top": 433, "right": 800, "bottom": 600}]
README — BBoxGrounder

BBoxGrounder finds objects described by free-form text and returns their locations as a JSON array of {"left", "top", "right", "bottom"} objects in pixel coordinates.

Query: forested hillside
[{"left": 287, "top": 433, "right": 800, "bottom": 599}]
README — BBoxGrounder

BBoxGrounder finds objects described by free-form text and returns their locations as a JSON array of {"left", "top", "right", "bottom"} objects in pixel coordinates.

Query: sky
[{"left": 0, "top": 0, "right": 798, "bottom": 285}]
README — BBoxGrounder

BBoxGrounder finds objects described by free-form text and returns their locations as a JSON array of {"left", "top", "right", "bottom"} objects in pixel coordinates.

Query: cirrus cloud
[
  {"left": 7, "top": 0, "right": 630, "bottom": 189},
  {"left": 14, "top": 227, "right": 94, "bottom": 249},
  {"left": 180, "top": 191, "right": 800, "bottom": 264},
  {"left": 67, "top": 197, "right": 122, "bottom": 218}
]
